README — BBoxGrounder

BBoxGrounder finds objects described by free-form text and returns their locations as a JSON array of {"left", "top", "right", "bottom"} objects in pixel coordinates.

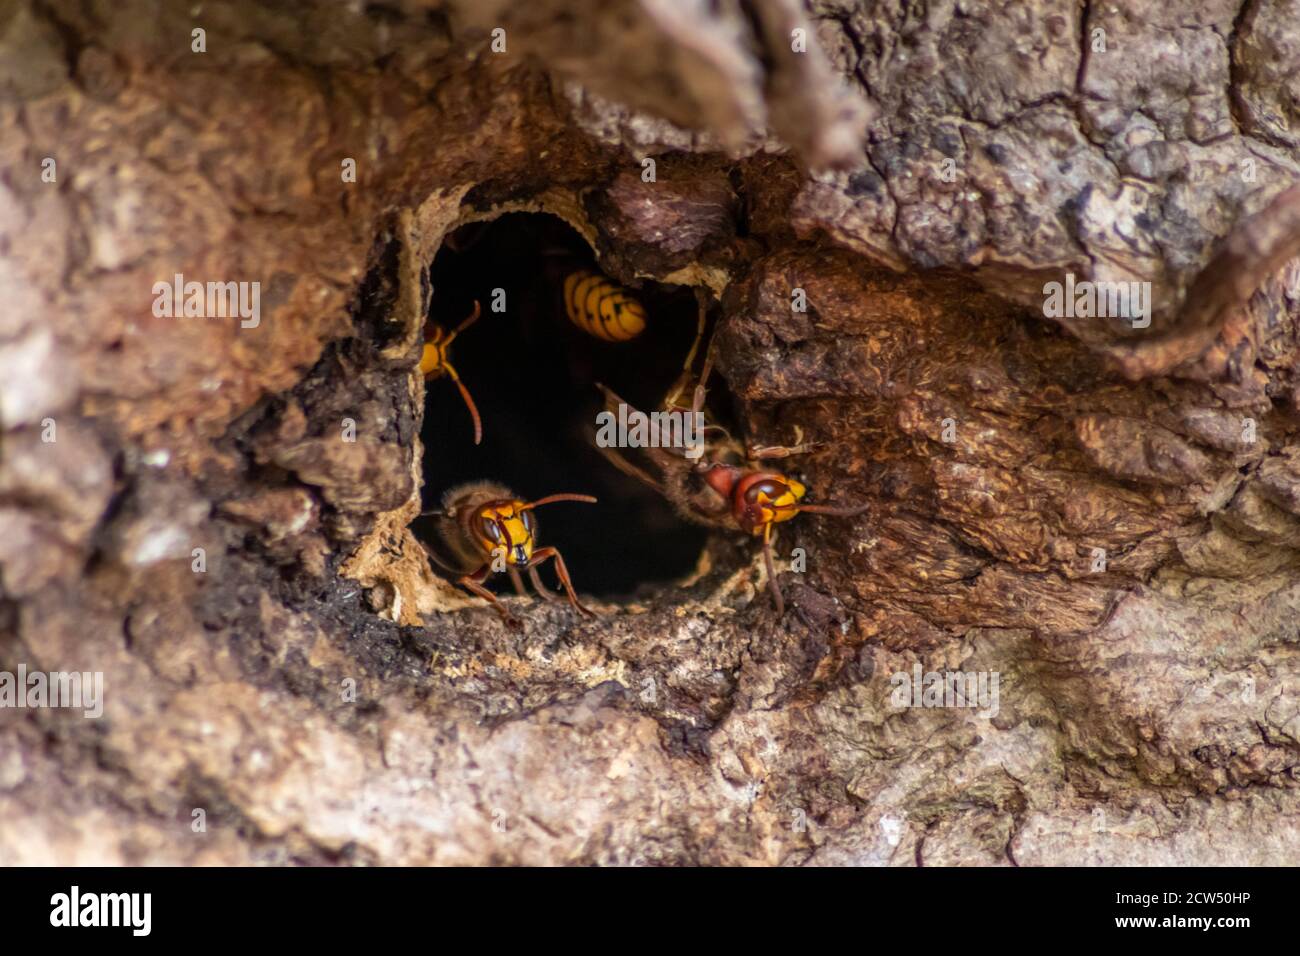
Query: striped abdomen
[{"left": 563, "top": 269, "right": 647, "bottom": 342}]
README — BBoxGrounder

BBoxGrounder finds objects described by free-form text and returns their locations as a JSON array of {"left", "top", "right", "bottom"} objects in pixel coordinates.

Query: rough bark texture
[{"left": 1, "top": 0, "right": 1298, "bottom": 865}]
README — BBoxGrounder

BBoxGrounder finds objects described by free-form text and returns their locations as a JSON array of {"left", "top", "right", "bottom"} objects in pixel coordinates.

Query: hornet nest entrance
[{"left": 340, "top": 199, "right": 773, "bottom": 629}]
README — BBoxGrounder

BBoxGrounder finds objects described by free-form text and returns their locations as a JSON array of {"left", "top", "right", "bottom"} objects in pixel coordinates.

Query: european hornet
[
  {"left": 422, "top": 481, "right": 598, "bottom": 628},
  {"left": 562, "top": 268, "right": 647, "bottom": 342},
  {"left": 594, "top": 336, "right": 867, "bottom": 615},
  {"left": 419, "top": 296, "right": 483, "bottom": 445}
]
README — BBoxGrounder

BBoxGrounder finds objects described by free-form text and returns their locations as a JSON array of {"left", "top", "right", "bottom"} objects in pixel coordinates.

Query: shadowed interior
[{"left": 412, "top": 213, "right": 711, "bottom": 599}]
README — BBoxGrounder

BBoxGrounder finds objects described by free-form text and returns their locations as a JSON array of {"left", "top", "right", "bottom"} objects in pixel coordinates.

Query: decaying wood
[{"left": 0, "top": 0, "right": 1298, "bottom": 865}]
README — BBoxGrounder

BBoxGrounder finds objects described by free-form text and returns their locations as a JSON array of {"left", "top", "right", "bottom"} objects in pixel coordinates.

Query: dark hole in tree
[{"left": 412, "top": 212, "right": 710, "bottom": 599}]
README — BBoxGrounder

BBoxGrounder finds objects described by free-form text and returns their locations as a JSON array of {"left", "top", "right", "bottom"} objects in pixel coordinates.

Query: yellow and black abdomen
[{"left": 563, "top": 269, "right": 646, "bottom": 342}]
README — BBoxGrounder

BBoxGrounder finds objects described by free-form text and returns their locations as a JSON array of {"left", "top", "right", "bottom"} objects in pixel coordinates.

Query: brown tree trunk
[{"left": 0, "top": 0, "right": 1297, "bottom": 865}]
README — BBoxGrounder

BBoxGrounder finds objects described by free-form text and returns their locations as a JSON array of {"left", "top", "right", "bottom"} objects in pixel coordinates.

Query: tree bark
[{"left": 0, "top": 0, "right": 1297, "bottom": 865}]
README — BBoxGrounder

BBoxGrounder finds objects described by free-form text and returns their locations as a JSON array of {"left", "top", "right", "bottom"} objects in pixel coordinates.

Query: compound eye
[
  {"left": 521, "top": 511, "right": 536, "bottom": 536},
  {"left": 745, "top": 478, "right": 786, "bottom": 504},
  {"left": 480, "top": 516, "right": 502, "bottom": 543}
]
